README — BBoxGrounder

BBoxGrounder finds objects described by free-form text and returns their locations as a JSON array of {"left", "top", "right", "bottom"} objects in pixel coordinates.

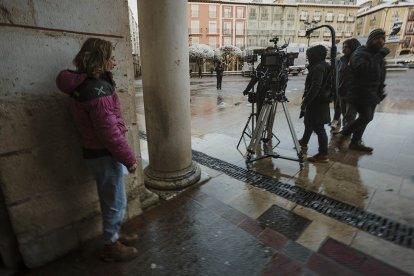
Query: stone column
[{"left": 137, "top": 0, "right": 201, "bottom": 190}]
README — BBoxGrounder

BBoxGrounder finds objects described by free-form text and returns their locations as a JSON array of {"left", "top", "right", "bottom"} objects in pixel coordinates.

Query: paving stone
[{"left": 258, "top": 204, "right": 311, "bottom": 240}]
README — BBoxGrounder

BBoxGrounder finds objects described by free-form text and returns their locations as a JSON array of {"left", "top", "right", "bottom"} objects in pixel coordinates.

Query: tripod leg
[
  {"left": 281, "top": 101, "right": 304, "bottom": 162},
  {"left": 247, "top": 102, "right": 272, "bottom": 155},
  {"left": 237, "top": 113, "right": 254, "bottom": 149},
  {"left": 265, "top": 102, "right": 277, "bottom": 141}
]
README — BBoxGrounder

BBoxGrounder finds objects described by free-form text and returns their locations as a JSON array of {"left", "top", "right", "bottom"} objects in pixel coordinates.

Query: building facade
[
  {"left": 188, "top": 1, "right": 248, "bottom": 49},
  {"left": 188, "top": 0, "right": 359, "bottom": 50},
  {"left": 356, "top": 0, "right": 414, "bottom": 50}
]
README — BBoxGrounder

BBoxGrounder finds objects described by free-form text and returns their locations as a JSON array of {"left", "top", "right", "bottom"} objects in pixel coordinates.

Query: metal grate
[{"left": 139, "top": 131, "right": 414, "bottom": 249}]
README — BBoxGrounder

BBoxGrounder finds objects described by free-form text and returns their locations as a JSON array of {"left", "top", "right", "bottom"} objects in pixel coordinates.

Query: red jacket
[{"left": 56, "top": 70, "right": 136, "bottom": 168}]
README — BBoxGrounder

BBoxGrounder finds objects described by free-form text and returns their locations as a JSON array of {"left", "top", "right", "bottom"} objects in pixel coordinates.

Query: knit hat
[{"left": 367, "top": 28, "right": 385, "bottom": 44}]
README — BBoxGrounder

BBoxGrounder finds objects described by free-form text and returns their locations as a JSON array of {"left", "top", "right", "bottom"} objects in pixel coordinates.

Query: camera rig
[{"left": 237, "top": 36, "right": 304, "bottom": 166}]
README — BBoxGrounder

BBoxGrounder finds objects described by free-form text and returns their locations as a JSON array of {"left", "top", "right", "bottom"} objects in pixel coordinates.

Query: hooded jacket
[
  {"left": 302, "top": 45, "right": 331, "bottom": 124},
  {"left": 56, "top": 70, "right": 136, "bottom": 168}
]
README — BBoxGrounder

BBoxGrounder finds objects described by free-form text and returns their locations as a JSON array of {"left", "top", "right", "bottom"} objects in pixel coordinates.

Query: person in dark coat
[
  {"left": 215, "top": 61, "right": 224, "bottom": 89},
  {"left": 298, "top": 45, "right": 331, "bottom": 163},
  {"left": 331, "top": 38, "right": 361, "bottom": 133},
  {"left": 338, "top": 28, "right": 389, "bottom": 152}
]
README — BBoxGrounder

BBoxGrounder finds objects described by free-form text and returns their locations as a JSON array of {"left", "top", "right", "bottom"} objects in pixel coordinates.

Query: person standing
[
  {"left": 215, "top": 61, "right": 224, "bottom": 89},
  {"left": 338, "top": 29, "right": 389, "bottom": 152},
  {"left": 298, "top": 45, "right": 331, "bottom": 163},
  {"left": 330, "top": 38, "right": 361, "bottom": 133},
  {"left": 56, "top": 38, "right": 139, "bottom": 262}
]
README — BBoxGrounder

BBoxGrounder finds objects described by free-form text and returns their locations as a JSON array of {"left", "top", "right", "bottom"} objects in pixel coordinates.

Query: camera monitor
[{"left": 261, "top": 53, "right": 281, "bottom": 67}]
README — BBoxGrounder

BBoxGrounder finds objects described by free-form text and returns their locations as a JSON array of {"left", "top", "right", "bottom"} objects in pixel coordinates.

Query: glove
[
  {"left": 243, "top": 89, "right": 249, "bottom": 96},
  {"left": 248, "top": 92, "right": 256, "bottom": 103},
  {"left": 299, "top": 104, "right": 306, "bottom": 119},
  {"left": 378, "top": 47, "right": 390, "bottom": 57}
]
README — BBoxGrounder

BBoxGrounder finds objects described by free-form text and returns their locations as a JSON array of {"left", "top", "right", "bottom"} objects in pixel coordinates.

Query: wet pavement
[{"left": 22, "top": 70, "right": 414, "bottom": 275}]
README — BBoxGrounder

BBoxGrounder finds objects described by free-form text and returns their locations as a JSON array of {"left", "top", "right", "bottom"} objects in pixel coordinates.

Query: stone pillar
[{"left": 137, "top": 0, "right": 201, "bottom": 190}]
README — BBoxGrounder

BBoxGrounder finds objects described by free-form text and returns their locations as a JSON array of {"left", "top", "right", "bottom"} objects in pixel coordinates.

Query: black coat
[
  {"left": 302, "top": 61, "right": 331, "bottom": 125},
  {"left": 337, "top": 56, "right": 352, "bottom": 98},
  {"left": 348, "top": 46, "right": 387, "bottom": 105}
]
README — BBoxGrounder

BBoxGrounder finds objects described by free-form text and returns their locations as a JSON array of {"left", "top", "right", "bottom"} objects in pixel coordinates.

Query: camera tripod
[{"left": 237, "top": 90, "right": 304, "bottom": 166}]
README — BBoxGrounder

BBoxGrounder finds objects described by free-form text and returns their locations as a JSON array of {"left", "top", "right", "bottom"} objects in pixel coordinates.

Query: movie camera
[{"left": 237, "top": 36, "right": 303, "bottom": 166}]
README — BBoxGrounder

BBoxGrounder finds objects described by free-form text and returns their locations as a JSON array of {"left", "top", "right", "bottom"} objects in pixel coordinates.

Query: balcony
[
  {"left": 344, "top": 32, "right": 352, "bottom": 37},
  {"left": 337, "top": 16, "right": 345, "bottom": 22},
  {"left": 323, "top": 31, "right": 331, "bottom": 37},
  {"left": 298, "top": 30, "right": 307, "bottom": 37},
  {"left": 347, "top": 17, "right": 354, "bottom": 22},
  {"left": 223, "top": 30, "right": 232, "bottom": 36},
  {"left": 336, "top": 31, "right": 343, "bottom": 37},
  {"left": 300, "top": 15, "right": 309, "bottom": 21},
  {"left": 325, "top": 16, "right": 333, "bottom": 22},
  {"left": 313, "top": 16, "right": 321, "bottom": 22}
]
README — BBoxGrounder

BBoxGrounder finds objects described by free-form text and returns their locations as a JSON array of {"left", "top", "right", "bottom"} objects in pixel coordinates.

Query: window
[
  {"left": 261, "top": 8, "right": 269, "bottom": 20},
  {"left": 224, "top": 22, "right": 232, "bottom": 35},
  {"left": 249, "top": 8, "right": 257, "bottom": 20},
  {"left": 338, "top": 14, "right": 345, "bottom": 22},
  {"left": 224, "top": 37, "right": 231, "bottom": 45},
  {"left": 209, "top": 5, "right": 217, "bottom": 18},
  {"left": 209, "top": 21, "right": 217, "bottom": 34},
  {"left": 326, "top": 12, "right": 333, "bottom": 22},
  {"left": 191, "top": 5, "right": 199, "bottom": 17},
  {"left": 300, "top": 11, "right": 308, "bottom": 21},
  {"left": 224, "top": 7, "right": 232, "bottom": 18},
  {"left": 236, "top": 22, "right": 244, "bottom": 35},
  {"left": 248, "top": 37, "right": 257, "bottom": 46},
  {"left": 209, "top": 37, "right": 217, "bottom": 48},
  {"left": 347, "top": 13, "right": 354, "bottom": 22},
  {"left": 260, "top": 38, "right": 267, "bottom": 47},
  {"left": 313, "top": 11, "right": 321, "bottom": 21},
  {"left": 236, "top": 38, "right": 244, "bottom": 48},
  {"left": 236, "top": 7, "right": 244, "bottom": 18},
  {"left": 192, "top": 37, "right": 199, "bottom": 44},
  {"left": 191, "top": 20, "right": 199, "bottom": 34}
]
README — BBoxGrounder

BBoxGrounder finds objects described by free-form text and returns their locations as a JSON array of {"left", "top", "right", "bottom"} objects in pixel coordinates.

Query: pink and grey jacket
[{"left": 56, "top": 70, "right": 136, "bottom": 168}]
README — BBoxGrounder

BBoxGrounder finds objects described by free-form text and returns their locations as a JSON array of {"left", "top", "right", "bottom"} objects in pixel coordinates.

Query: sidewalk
[{"left": 25, "top": 72, "right": 414, "bottom": 275}]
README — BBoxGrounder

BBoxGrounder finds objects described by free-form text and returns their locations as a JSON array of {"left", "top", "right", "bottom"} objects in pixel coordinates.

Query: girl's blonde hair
[{"left": 73, "top": 38, "right": 112, "bottom": 79}]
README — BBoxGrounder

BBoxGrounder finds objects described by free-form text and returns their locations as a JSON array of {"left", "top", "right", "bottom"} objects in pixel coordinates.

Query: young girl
[{"left": 56, "top": 38, "right": 138, "bottom": 262}]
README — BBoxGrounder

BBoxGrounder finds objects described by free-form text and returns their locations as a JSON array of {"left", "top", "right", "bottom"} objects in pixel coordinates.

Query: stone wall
[{"left": 0, "top": 0, "right": 149, "bottom": 268}]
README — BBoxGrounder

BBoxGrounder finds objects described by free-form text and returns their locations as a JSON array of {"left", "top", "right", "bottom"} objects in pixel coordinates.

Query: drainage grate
[{"left": 139, "top": 131, "right": 414, "bottom": 249}]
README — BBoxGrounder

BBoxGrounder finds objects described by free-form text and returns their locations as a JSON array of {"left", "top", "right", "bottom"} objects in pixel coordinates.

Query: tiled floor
[{"left": 20, "top": 71, "right": 414, "bottom": 275}]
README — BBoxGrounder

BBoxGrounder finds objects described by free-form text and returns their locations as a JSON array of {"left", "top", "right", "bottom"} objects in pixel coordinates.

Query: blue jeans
[{"left": 85, "top": 156, "right": 126, "bottom": 244}]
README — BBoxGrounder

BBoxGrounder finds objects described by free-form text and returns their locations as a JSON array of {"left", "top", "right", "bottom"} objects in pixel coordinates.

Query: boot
[
  {"left": 307, "top": 154, "right": 329, "bottom": 163},
  {"left": 119, "top": 233, "right": 139, "bottom": 245},
  {"left": 349, "top": 141, "right": 373, "bottom": 152},
  {"left": 100, "top": 241, "right": 138, "bottom": 262},
  {"left": 298, "top": 139, "right": 308, "bottom": 153}
]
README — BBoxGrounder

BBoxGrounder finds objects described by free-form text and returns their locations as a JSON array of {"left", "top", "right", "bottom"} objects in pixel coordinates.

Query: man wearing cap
[{"left": 338, "top": 28, "right": 389, "bottom": 152}]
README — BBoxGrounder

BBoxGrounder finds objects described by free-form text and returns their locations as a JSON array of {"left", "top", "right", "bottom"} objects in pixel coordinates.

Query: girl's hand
[{"left": 128, "top": 163, "right": 137, "bottom": 173}]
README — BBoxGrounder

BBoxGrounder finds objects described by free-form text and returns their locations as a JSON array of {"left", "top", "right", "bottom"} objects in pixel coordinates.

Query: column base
[{"left": 144, "top": 161, "right": 201, "bottom": 190}]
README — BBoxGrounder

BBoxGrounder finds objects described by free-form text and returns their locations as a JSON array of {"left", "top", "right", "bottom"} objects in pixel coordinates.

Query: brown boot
[
  {"left": 119, "top": 233, "right": 139, "bottom": 245},
  {"left": 307, "top": 154, "right": 329, "bottom": 163},
  {"left": 100, "top": 241, "right": 138, "bottom": 262},
  {"left": 298, "top": 139, "right": 308, "bottom": 153}
]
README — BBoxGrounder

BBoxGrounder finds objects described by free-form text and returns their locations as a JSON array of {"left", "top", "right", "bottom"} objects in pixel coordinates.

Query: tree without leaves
[
  {"left": 214, "top": 45, "right": 242, "bottom": 70},
  {"left": 189, "top": 44, "right": 214, "bottom": 74}
]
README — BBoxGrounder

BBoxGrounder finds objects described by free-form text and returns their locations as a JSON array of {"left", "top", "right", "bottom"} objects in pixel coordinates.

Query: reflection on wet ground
[
  {"left": 133, "top": 71, "right": 414, "bottom": 273},
  {"left": 22, "top": 71, "right": 414, "bottom": 275}
]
